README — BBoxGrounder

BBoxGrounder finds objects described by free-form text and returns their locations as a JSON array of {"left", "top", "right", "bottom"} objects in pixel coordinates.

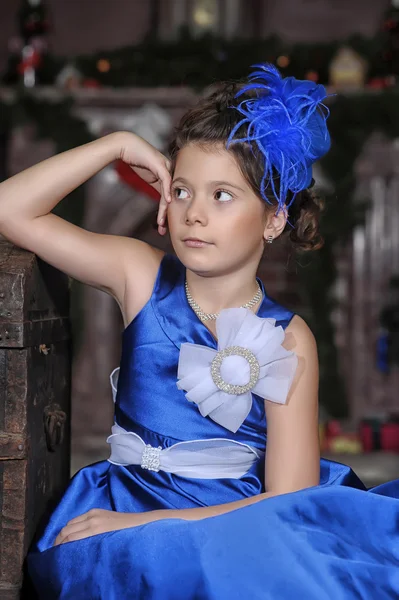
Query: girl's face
[{"left": 167, "top": 142, "right": 271, "bottom": 276}]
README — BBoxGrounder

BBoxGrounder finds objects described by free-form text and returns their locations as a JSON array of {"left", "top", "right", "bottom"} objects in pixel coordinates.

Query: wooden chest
[{"left": 0, "top": 240, "right": 72, "bottom": 599}]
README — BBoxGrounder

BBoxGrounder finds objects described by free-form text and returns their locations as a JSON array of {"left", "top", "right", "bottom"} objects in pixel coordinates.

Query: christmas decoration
[
  {"left": 82, "top": 78, "right": 102, "bottom": 89},
  {"left": 56, "top": 64, "right": 83, "bottom": 90},
  {"left": 4, "top": 0, "right": 51, "bottom": 87},
  {"left": 305, "top": 70, "right": 319, "bottom": 82},
  {"left": 329, "top": 46, "right": 368, "bottom": 91},
  {"left": 321, "top": 416, "right": 399, "bottom": 455},
  {"left": 367, "top": 76, "right": 396, "bottom": 90},
  {"left": 321, "top": 420, "right": 362, "bottom": 455},
  {"left": 360, "top": 415, "right": 399, "bottom": 453},
  {"left": 2, "top": 8, "right": 399, "bottom": 90},
  {"left": 380, "top": 0, "right": 399, "bottom": 77}
]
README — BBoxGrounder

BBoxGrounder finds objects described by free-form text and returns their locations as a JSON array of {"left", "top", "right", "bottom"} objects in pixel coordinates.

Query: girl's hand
[
  {"left": 117, "top": 132, "right": 172, "bottom": 236},
  {"left": 53, "top": 508, "right": 157, "bottom": 546}
]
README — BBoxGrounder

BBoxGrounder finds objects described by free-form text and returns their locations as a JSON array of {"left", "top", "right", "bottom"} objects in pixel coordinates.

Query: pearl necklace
[{"left": 185, "top": 280, "right": 263, "bottom": 322}]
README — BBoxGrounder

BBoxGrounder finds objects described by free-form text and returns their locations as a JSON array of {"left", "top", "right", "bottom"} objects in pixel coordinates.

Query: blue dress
[{"left": 27, "top": 254, "right": 399, "bottom": 599}]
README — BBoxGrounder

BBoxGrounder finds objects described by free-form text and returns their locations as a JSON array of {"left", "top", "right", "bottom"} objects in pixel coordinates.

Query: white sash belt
[{"left": 106, "top": 423, "right": 265, "bottom": 480}]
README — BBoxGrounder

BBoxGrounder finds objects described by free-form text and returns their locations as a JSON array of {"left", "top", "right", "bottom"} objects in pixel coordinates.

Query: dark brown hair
[{"left": 168, "top": 82, "right": 324, "bottom": 252}]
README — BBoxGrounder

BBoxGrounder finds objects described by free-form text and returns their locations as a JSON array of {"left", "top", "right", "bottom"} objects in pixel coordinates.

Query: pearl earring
[{"left": 267, "top": 235, "right": 273, "bottom": 244}]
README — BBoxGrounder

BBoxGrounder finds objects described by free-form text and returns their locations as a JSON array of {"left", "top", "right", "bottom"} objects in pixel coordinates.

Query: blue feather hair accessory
[{"left": 226, "top": 63, "right": 331, "bottom": 213}]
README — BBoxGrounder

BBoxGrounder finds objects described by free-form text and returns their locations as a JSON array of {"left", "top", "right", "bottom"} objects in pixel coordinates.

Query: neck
[{"left": 185, "top": 263, "right": 261, "bottom": 315}]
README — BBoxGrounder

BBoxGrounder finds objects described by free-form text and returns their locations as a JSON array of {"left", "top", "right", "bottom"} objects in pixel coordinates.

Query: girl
[{"left": 0, "top": 64, "right": 398, "bottom": 599}]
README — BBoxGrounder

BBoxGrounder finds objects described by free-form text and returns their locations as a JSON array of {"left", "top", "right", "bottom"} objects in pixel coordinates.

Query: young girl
[{"left": 1, "top": 64, "right": 398, "bottom": 599}]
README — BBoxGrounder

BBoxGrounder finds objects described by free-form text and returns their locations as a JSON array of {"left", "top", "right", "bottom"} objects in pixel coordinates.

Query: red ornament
[
  {"left": 17, "top": 47, "right": 41, "bottom": 74},
  {"left": 367, "top": 77, "right": 387, "bottom": 90},
  {"left": 306, "top": 70, "right": 319, "bottom": 82},
  {"left": 82, "top": 78, "right": 102, "bottom": 89},
  {"left": 115, "top": 160, "right": 160, "bottom": 201}
]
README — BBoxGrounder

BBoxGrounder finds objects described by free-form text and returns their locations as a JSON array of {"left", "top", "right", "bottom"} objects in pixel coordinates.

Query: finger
[
  {"left": 157, "top": 206, "right": 167, "bottom": 227},
  {"left": 157, "top": 212, "right": 168, "bottom": 234},
  {"left": 159, "top": 168, "right": 172, "bottom": 203},
  {"left": 66, "top": 508, "right": 105, "bottom": 525},
  {"left": 157, "top": 202, "right": 168, "bottom": 233},
  {"left": 157, "top": 196, "right": 169, "bottom": 226},
  {"left": 55, "top": 528, "right": 94, "bottom": 546},
  {"left": 66, "top": 513, "right": 90, "bottom": 526},
  {"left": 54, "top": 522, "right": 90, "bottom": 546}
]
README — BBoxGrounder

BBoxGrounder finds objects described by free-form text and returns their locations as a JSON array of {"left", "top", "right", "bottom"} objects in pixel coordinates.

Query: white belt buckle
[{"left": 141, "top": 443, "right": 162, "bottom": 472}]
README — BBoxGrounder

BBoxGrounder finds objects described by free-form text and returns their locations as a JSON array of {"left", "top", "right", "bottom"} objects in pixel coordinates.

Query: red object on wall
[
  {"left": 380, "top": 422, "right": 399, "bottom": 453},
  {"left": 359, "top": 423, "right": 374, "bottom": 452},
  {"left": 115, "top": 159, "right": 161, "bottom": 202},
  {"left": 325, "top": 420, "right": 341, "bottom": 438}
]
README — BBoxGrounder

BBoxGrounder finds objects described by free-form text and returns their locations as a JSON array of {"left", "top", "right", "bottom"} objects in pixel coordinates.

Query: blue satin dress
[{"left": 27, "top": 254, "right": 399, "bottom": 599}]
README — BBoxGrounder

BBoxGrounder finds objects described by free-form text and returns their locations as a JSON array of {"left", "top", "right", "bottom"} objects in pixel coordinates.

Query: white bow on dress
[{"left": 176, "top": 307, "right": 298, "bottom": 433}]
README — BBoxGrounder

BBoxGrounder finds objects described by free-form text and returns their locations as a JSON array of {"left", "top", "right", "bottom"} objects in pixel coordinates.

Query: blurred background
[{"left": 1, "top": 0, "right": 399, "bottom": 487}]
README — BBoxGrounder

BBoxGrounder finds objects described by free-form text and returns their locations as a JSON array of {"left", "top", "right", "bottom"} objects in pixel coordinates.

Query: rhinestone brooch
[
  {"left": 211, "top": 346, "right": 260, "bottom": 395},
  {"left": 141, "top": 443, "right": 162, "bottom": 472}
]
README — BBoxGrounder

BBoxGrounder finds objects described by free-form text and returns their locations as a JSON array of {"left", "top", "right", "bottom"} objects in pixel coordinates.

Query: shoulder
[
  {"left": 121, "top": 241, "right": 166, "bottom": 326},
  {"left": 264, "top": 315, "right": 319, "bottom": 421},
  {"left": 284, "top": 314, "right": 316, "bottom": 349},
  {"left": 287, "top": 314, "right": 316, "bottom": 340},
  {"left": 283, "top": 315, "right": 318, "bottom": 368}
]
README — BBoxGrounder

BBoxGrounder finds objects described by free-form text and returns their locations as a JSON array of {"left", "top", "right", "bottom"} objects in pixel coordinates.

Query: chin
[{"left": 174, "top": 243, "right": 217, "bottom": 275}]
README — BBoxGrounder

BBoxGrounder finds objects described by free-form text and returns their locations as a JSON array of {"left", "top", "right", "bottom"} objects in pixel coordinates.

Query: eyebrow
[{"left": 172, "top": 177, "right": 246, "bottom": 193}]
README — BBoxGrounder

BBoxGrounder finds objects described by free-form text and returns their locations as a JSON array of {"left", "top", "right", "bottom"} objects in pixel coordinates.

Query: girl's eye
[
  {"left": 215, "top": 190, "right": 233, "bottom": 202},
  {"left": 173, "top": 187, "right": 189, "bottom": 200}
]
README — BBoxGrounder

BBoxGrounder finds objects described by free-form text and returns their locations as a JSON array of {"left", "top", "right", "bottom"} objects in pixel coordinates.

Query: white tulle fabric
[
  {"left": 107, "top": 367, "right": 264, "bottom": 479},
  {"left": 176, "top": 307, "right": 298, "bottom": 433}
]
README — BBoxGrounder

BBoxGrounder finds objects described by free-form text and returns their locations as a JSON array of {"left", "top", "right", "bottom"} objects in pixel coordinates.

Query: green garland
[
  {"left": 1, "top": 27, "right": 395, "bottom": 88},
  {"left": 2, "top": 85, "right": 399, "bottom": 417}
]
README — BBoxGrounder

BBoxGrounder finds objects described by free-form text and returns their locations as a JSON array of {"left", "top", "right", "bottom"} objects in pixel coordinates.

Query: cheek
[
  {"left": 166, "top": 203, "right": 186, "bottom": 242},
  {"left": 224, "top": 208, "right": 265, "bottom": 243},
  {"left": 166, "top": 203, "right": 179, "bottom": 228}
]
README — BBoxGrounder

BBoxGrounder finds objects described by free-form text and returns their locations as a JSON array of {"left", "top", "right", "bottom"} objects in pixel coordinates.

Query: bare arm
[
  {"left": 264, "top": 315, "right": 320, "bottom": 493},
  {"left": 0, "top": 132, "right": 171, "bottom": 314},
  {"left": 0, "top": 133, "right": 121, "bottom": 221}
]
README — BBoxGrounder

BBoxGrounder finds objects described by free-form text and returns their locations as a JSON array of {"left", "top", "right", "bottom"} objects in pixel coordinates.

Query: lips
[{"left": 184, "top": 238, "right": 209, "bottom": 243}]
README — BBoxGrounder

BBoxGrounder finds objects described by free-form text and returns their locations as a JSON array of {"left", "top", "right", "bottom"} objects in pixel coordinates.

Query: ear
[{"left": 263, "top": 205, "right": 288, "bottom": 242}]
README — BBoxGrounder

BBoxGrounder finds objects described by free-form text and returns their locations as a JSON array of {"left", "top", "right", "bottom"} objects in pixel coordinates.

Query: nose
[{"left": 184, "top": 196, "right": 208, "bottom": 226}]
